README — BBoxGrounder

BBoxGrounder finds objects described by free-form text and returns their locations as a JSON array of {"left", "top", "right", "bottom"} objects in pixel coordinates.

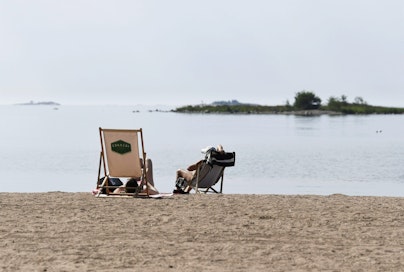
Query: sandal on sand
[{"left": 173, "top": 188, "right": 188, "bottom": 194}]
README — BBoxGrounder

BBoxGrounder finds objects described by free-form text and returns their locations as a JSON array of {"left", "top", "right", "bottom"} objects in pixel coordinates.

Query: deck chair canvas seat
[
  {"left": 187, "top": 151, "right": 236, "bottom": 193},
  {"left": 97, "top": 128, "right": 150, "bottom": 197}
]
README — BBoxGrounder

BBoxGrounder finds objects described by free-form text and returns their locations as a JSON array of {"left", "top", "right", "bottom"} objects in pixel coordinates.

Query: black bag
[
  {"left": 99, "top": 177, "right": 123, "bottom": 194},
  {"left": 175, "top": 177, "right": 187, "bottom": 190},
  {"left": 125, "top": 178, "right": 139, "bottom": 193},
  {"left": 207, "top": 151, "right": 236, "bottom": 167}
]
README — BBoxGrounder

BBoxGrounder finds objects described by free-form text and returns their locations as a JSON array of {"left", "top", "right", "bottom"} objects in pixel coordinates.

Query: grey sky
[{"left": 1, "top": 0, "right": 403, "bottom": 106}]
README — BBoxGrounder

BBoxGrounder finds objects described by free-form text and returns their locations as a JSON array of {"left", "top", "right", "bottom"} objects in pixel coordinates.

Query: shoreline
[{"left": 1, "top": 192, "right": 404, "bottom": 271}]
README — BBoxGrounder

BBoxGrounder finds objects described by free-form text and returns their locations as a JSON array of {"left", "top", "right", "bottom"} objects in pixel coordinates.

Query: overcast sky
[{"left": 1, "top": 0, "right": 403, "bottom": 106}]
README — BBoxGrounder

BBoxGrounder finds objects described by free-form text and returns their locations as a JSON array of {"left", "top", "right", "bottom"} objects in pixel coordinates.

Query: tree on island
[{"left": 293, "top": 91, "right": 322, "bottom": 110}]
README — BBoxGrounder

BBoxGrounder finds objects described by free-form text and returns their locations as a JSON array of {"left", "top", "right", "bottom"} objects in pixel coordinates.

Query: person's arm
[{"left": 187, "top": 160, "right": 203, "bottom": 171}]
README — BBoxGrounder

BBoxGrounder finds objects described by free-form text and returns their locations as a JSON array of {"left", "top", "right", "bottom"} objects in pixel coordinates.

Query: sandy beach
[{"left": 1, "top": 192, "right": 404, "bottom": 271}]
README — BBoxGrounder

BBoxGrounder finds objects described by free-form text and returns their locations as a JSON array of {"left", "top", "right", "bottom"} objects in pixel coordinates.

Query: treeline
[
  {"left": 173, "top": 104, "right": 292, "bottom": 114},
  {"left": 324, "top": 95, "right": 404, "bottom": 114},
  {"left": 173, "top": 91, "right": 404, "bottom": 114}
]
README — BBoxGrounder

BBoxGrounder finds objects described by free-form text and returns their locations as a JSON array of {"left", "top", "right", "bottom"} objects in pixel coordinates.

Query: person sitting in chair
[{"left": 173, "top": 145, "right": 224, "bottom": 194}]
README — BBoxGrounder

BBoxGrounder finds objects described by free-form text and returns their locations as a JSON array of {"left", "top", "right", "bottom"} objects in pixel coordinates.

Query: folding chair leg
[
  {"left": 219, "top": 173, "right": 224, "bottom": 193},
  {"left": 96, "top": 177, "right": 108, "bottom": 197}
]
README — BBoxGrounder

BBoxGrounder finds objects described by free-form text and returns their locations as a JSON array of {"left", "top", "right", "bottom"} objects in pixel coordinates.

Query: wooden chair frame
[{"left": 97, "top": 128, "right": 149, "bottom": 197}]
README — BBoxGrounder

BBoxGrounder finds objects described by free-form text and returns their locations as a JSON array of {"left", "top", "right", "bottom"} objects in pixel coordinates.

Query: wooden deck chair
[
  {"left": 188, "top": 151, "right": 236, "bottom": 193},
  {"left": 97, "top": 128, "right": 150, "bottom": 197}
]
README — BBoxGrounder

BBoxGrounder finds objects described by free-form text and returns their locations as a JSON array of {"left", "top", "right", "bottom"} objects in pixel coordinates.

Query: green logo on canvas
[{"left": 111, "top": 140, "right": 131, "bottom": 154}]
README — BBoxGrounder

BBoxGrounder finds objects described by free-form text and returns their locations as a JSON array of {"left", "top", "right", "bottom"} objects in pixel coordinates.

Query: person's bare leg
[
  {"left": 145, "top": 158, "right": 154, "bottom": 186},
  {"left": 176, "top": 169, "right": 194, "bottom": 181}
]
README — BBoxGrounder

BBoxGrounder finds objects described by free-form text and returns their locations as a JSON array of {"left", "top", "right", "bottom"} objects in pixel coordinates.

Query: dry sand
[{"left": 1, "top": 192, "right": 404, "bottom": 271}]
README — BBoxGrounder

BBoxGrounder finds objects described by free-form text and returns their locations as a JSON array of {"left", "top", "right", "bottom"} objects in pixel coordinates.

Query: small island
[
  {"left": 15, "top": 100, "right": 61, "bottom": 106},
  {"left": 173, "top": 92, "right": 404, "bottom": 115}
]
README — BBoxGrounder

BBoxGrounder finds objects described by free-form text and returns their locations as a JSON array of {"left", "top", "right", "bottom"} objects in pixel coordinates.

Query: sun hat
[{"left": 201, "top": 146, "right": 215, "bottom": 153}]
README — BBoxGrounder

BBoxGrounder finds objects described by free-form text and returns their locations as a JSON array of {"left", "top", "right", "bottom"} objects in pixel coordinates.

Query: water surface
[{"left": 1, "top": 105, "right": 403, "bottom": 196}]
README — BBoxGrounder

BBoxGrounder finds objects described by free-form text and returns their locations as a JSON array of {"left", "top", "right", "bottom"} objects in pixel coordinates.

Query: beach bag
[
  {"left": 175, "top": 177, "right": 187, "bottom": 190},
  {"left": 125, "top": 178, "right": 139, "bottom": 193},
  {"left": 99, "top": 177, "right": 123, "bottom": 194},
  {"left": 206, "top": 151, "right": 236, "bottom": 167}
]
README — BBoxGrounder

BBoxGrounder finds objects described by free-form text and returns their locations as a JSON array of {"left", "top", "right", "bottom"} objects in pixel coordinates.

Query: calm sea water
[{"left": 1, "top": 105, "right": 404, "bottom": 196}]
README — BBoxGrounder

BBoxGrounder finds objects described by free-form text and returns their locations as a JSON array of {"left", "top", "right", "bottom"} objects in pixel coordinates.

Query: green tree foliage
[
  {"left": 325, "top": 95, "right": 404, "bottom": 114},
  {"left": 354, "top": 96, "right": 367, "bottom": 105},
  {"left": 327, "top": 96, "right": 342, "bottom": 111},
  {"left": 293, "top": 91, "right": 322, "bottom": 110}
]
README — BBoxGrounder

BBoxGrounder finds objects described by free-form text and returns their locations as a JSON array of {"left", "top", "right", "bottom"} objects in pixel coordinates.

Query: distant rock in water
[{"left": 15, "top": 100, "right": 61, "bottom": 106}]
